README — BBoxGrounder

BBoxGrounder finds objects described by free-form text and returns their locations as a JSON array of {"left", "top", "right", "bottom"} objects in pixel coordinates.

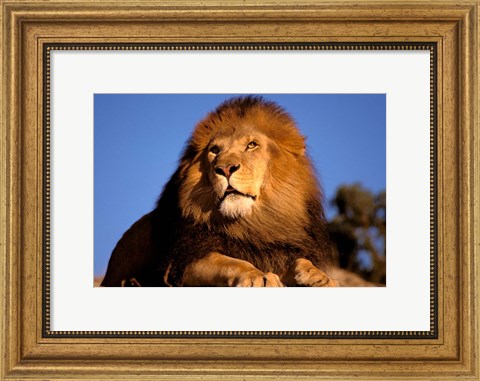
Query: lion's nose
[{"left": 215, "top": 164, "right": 240, "bottom": 179}]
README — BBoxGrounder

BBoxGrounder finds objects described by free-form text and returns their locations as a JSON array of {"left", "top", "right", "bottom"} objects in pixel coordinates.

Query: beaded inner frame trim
[{"left": 43, "top": 42, "right": 437, "bottom": 339}]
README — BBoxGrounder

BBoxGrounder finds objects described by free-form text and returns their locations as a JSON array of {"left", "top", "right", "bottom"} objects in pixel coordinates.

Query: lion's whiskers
[{"left": 190, "top": 186, "right": 218, "bottom": 200}]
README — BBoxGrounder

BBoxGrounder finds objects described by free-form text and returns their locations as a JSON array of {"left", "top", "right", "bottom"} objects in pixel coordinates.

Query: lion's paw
[
  {"left": 294, "top": 259, "right": 338, "bottom": 287},
  {"left": 295, "top": 269, "right": 338, "bottom": 287},
  {"left": 229, "top": 270, "right": 284, "bottom": 287}
]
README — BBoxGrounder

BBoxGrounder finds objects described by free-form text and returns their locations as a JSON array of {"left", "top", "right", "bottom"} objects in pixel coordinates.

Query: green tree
[{"left": 328, "top": 184, "right": 386, "bottom": 284}]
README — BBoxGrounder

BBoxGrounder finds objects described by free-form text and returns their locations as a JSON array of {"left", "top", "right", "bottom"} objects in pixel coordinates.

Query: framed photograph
[{"left": 1, "top": 0, "right": 478, "bottom": 379}]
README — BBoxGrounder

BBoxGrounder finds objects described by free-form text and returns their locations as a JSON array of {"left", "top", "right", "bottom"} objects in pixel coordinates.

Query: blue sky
[{"left": 94, "top": 94, "right": 386, "bottom": 276}]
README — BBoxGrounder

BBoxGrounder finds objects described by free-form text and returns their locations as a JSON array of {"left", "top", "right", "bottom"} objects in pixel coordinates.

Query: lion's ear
[
  {"left": 280, "top": 139, "right": 306, "bottom": 158},
  {"left": 191, "top": 123, "right": 213, "bottom": 151},
  {"left": 296, "top": 144, "right": 306, "bottom": 157},
  {"left": 271, "top": 124, "right": 307, "bottom": 158}
]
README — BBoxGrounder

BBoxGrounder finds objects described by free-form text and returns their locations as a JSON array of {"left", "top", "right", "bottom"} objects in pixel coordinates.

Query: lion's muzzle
[{"left": 215, "top": 164, "right": 240, "bottom": 179}]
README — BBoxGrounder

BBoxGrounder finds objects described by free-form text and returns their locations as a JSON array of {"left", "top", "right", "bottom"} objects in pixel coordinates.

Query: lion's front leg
[
  {"left": 283, "top": 258, "right": 338, "bottom": 287},
  {"left": 182, "top": 252, "right": 283, "bottom": 287}
]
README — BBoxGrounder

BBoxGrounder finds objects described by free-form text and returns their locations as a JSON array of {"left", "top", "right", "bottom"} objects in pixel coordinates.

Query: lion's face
[
  {"left": 206, "top": 129, "right": 272, "bottom": 219},
  {"left": 178, "top": 97, "right": 319, "bottom": 240}
]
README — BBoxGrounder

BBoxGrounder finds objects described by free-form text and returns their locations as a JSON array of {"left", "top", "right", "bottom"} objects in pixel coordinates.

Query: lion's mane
[{"left": 101, "top": 96, "right": 331, "bottom": 287}]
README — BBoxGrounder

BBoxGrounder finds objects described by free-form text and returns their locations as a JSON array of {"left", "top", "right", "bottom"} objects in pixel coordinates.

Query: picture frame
[{"left": 1, "top": 0, "right": 478, "bottom": 379}]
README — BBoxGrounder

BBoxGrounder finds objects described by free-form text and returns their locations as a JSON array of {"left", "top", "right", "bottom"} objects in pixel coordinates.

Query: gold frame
[
  {"left": 1, "top": 0, "right": 478, "bottom": 379},
  {"left": 43, "top": 42, "right": 436, "bottom": 339}
]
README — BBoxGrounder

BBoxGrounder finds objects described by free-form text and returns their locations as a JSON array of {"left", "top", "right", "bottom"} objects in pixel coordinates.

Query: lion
[{"left": 101, "top": 96, "right": 338, "bottom": 287}]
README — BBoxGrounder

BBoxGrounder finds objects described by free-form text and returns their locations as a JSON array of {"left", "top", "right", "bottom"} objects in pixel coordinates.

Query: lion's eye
[
  {"left": 209, "top": 145, "right": 220, "bottom": 155},
  {"left": 247, "top": 141, "right": 258, "bottom": 150}
]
